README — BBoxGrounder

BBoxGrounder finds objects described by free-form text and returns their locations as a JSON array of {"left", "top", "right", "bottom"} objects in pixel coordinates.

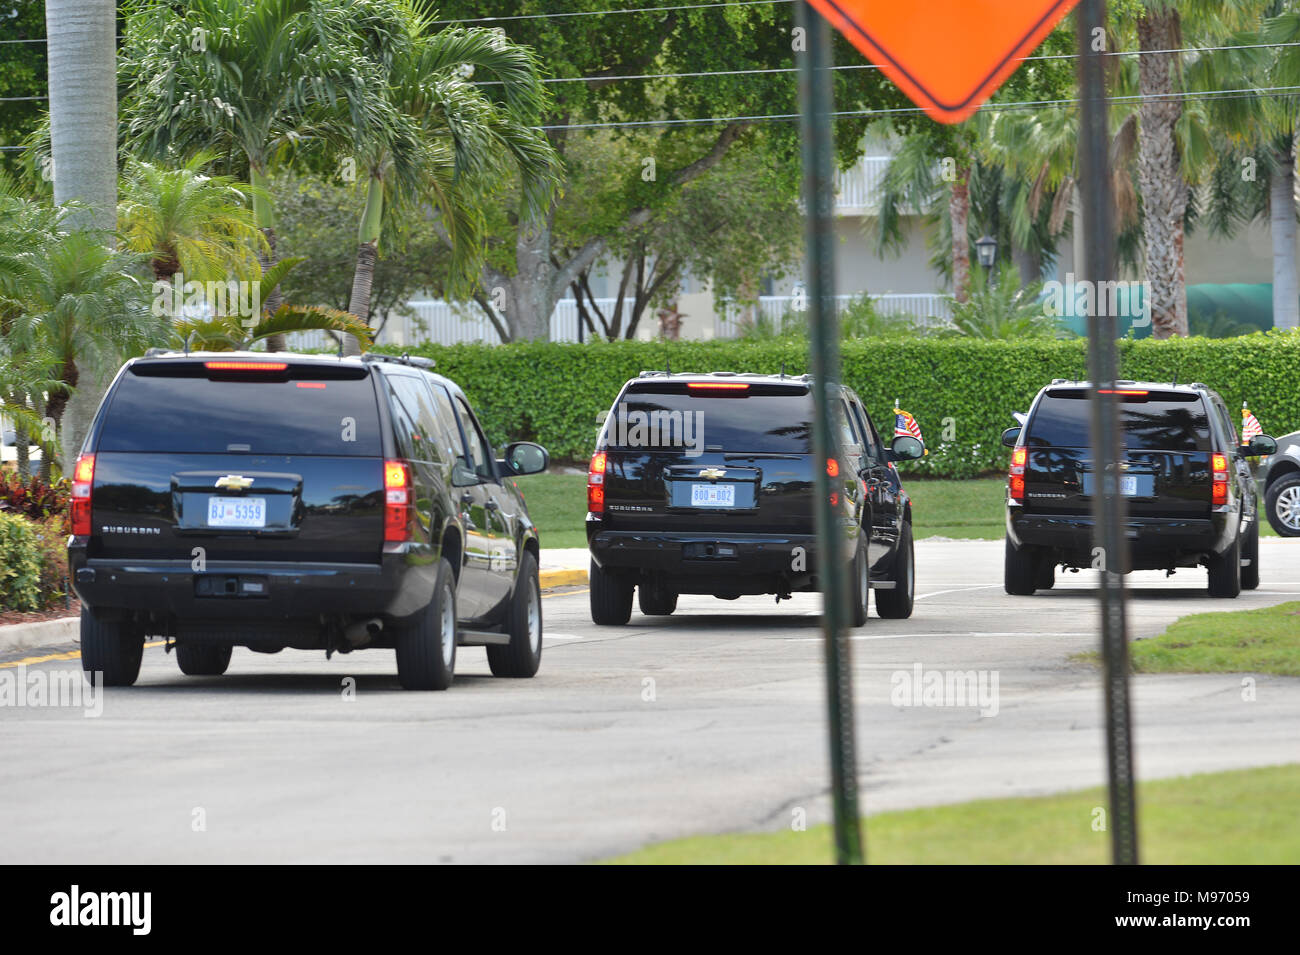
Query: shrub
[
  {"left": 386, "top": 329, "right": 1300, "bottom": 476},
  {"left": 0, "top": 473, "right": 70, "bottom": 524},
  {"left": 30, "top": 515, "right": 69, "bottom": 608},
  {"left": 0, "top": 511, "right": 43, "bottom": 612}
]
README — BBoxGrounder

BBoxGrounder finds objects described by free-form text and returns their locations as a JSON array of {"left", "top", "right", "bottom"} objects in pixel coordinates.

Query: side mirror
[
  {"left": 498, "top": 441, "right": 549, "bottom": 476},
  {"left": 888, "top": 435, "right": 924, "bottom": 461},
  {"left": 1244, "top": 434, "right": 1278, "bottom": 457},
  {"left": 451, "top": 461, "right": 479, "bottom": 487},
  {"left": 1001, "top": 427, "right": 1021, "bottom": 448}
]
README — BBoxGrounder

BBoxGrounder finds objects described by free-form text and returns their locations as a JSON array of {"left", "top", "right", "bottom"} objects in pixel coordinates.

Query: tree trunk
[
  {"left": 1270, "top": 135, "right": 1299, "bottom": 330},
  {"left": 1137, "top": 8, "right": 1189, "bottom": 339},
  {"left": 505, "top": 222, "right": 558, "bottom": 341},
  {"left": 949, "top": 165, "right": 972, "bottom": 303},
  {"left": 15, "top": 426, "right": 30, "bottom": 479},
  {"left": 45, "top": 0, "right": 117, "bottom": 478},
  {"left": 248, "top": 165, "right": 287, "bottom": 352},
  {"left": 343, "top": 174, "right": 385, "bottom": 356}
]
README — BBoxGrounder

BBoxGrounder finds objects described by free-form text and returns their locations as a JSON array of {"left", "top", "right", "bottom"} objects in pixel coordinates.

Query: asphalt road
[{"left": 2, "top": 539, "right": 1298, "bottom": 864}]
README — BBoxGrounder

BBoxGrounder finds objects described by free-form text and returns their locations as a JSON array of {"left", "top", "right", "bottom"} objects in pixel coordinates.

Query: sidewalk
[{"left": 539, "top": 547, "right": 589, "bottom": 588}]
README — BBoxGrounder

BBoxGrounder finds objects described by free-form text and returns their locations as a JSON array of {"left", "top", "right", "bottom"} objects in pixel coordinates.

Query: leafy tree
[
  {"left": 0, "top": 3, "right": 47, "bottom": 183},
  {"left": 273, "top": 171, "right": 454, "bottom": 338},
  {"left": 118, "top": 152, "right": 265, "bottom": 284},
  {"left": 565, "top": 135, "right": 802, "bottom": 340},
  {"left": 436, "top": 0, "right": 903, "bottom": 340}
]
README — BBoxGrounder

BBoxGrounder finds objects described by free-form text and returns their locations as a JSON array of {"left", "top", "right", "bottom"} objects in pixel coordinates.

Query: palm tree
[
  {"left": 339, "top": 4, "right": 559, "bottom": 354},
  {"left": 170, "top": 257, "right": 373, "bottom": 351},
  {"left": 122, "top": 0, "right": 403, "bottom": 350},
  {"left": 1127, "top": 1, "right": 1272, "bottom": 338},
  {"left": 8, "top": 231, "right": 153, "bottom": 479},
  {"left": 118, "top": 153, "right": 266, "bottom": 287},
  {"left": 44, "top": 0, "right": 118, "bottom": 476}
]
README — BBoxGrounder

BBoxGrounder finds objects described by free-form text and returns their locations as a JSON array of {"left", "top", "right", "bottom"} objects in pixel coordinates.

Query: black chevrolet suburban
[
  {"left": 70, "top": 351, "right": 549, "bottom": 690},
  {"left": 1002, "top": 380, "right": 1277, "bottom": 597},
  {"left": 585, "top": 370, "right": 925, "bottom": 625}
]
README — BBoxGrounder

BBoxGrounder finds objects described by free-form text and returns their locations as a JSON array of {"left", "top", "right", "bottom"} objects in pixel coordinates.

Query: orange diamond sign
[{"left": 806, "top": 0, "right": 1080, "bottom": 124}]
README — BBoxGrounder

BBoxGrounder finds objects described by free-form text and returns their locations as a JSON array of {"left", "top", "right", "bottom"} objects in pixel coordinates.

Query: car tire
[
  {"left": 175, "top": 642, "right": 232, "bottom": 676},
  {"left": 1004, "top": 537, "right": 1039, "bottom": 595},
  {"left": 590, "top": 559, "right": 633, "bottom": 625},
  {"left": 638, "top": 580, "right": 678, "bottom": 616},
  {"left": 1207, "top": 534, "right": 1242, "bottom": 598},
  {"left": 80, "top": 609, "right": 143, "bottom": 687},
  {"left": 1264, "top": 473, "right": 1300, "bottom": 537},
  {"left": 1241, "top": 518, "right": 1260, "bottom": 591},
  {"left": 875, "top": 522, "right": 915, "bottom": 619},
  {"left": 488, "top": 550, "right": 542, "bottom": 678},
  {"left": 395, "top": 557, "right": 457, "bottom": 690},
  {"left": 1035, "top": 559, "right": 1056, "bottom": 590},
  {"left": 849, "top": 534, "right": 870, "bottom": 627}
]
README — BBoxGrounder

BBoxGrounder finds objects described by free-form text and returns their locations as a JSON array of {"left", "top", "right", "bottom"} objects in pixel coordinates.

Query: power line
[
  {"left": 539, "top": 84, "right": 1300, "bottom": 130},
  {"left": 430, "top": 0, "right": 794, "bottom": 26}
]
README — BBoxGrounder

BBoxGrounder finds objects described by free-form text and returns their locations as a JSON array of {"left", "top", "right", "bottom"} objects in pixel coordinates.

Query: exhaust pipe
[{"left": 343, "top": 617, "right": 383, "bottom": 647}]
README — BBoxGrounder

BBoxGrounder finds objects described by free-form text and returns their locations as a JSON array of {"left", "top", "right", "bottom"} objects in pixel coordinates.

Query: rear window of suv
[
  {"left": 98, "top": 363, "right": 383, "bottom": 455},
  {"left": 1025, "top": 389, "right": 1211, "bottom": 452},
  {"left": 611, "top": 383, "right": 813, "bottom": 454}
]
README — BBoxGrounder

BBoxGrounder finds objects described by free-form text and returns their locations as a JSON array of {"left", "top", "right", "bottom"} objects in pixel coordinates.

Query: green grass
[
  {"left": 1077, "top": 600, "right": 1300, "bottom": 677},
  {"left": 513, "top": 473, "right": 589, "bottom": 549},
  {"left": 516, "top": 473, "right": 1012, "bottom": 547},
  {"left": 604, "top": 764, "right": 1300, "bottom": 864}
]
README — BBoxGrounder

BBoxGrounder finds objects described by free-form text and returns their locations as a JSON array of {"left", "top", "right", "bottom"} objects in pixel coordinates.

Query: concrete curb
[
  {"left": 0, "top": 615, "right": 80, "bottom": 656},
  {"left": 539, "top": 568, "right": 589, "bottom": 589}
]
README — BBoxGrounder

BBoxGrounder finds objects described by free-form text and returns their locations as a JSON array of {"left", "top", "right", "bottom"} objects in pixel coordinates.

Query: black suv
[
  {"left": 1002, "top": 380, "right": 1277, "bottom": 598},
  {"left": 69, "top": 351, "right": 549, "bottom": 690},
  {"left": 585, "top": 371, "right": 925, "bottom": 625}
]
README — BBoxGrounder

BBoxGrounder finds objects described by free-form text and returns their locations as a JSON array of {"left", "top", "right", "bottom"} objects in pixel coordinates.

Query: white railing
[
  {"left": 716, "top": 292, "right": 952, "bottom": 338},
  {"left": 282, "top": 296, "right": 645, "bottom": 352},
  {"left": 835, "top": 156, "right": 892, "bottom": 211}
]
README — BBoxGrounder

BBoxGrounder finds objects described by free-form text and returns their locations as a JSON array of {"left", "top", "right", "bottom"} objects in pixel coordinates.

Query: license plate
[
  {"left": 207, "top": 497, "right": 266, "bottom": 528},
  {"left": 1120, "top": 474, "right": 1138, "bottom": 496},
  {"left": 690, "top": 483, "right": 735, "bottom": 508}
]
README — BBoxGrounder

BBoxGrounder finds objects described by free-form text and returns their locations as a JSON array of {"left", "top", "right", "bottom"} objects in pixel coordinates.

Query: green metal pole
[
  {"left": 1076, "top": 0, "right": 1139, "bottom": 865},
  {"left": 797, "top": 0, "right": 863, "bottom": 866}
]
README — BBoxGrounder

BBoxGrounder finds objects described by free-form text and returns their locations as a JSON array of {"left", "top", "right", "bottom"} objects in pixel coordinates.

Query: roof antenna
[
  {"left": 666, "top": 357, "right": 671, "bottom": 376},
  {"left": 337, "top": 332, "right": 344, "bottom": 358},
  {"left": 780, "top": 361, "right": 786, "bottom": 379}
]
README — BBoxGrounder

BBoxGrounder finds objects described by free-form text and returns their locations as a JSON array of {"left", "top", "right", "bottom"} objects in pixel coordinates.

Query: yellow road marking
[{"left": 0, "top": 640, "right": 167, "bottom": 670}]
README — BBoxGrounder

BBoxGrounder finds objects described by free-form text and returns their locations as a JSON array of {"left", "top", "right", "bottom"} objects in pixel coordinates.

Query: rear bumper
[
  {"left": 1007, "top": 508, "right": 1234, "bottom": 566},
  {"left": 68, "top": 544, "right": 430, "bottom": 624},
  {"left": 587, "top": 524, "right": 827, "bottom": 593}
]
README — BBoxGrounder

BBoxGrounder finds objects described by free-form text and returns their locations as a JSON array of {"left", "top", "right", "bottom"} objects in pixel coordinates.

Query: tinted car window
[
  {"left": 612, "top": 386, "right": 813, "bottom": 454},
  {"left": 386, "top": 374, "right": 446, "bottom": 464},
  {"left": 1026, "top": 391, "right": 1211, "bottom": 452},
  {"left": 427, "top": 381, "right": 466, "bottom": 460},
  {"left": 99, "top": 367, "right": 382, "bottom": 455},
  {"left": 454, "top": 397, "right": 494, "bottom": 480}
]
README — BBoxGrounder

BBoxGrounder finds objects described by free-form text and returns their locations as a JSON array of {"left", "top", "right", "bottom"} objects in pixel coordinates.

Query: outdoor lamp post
[{"left": 975, "top": 233, "right": 998, "bottom": 270}]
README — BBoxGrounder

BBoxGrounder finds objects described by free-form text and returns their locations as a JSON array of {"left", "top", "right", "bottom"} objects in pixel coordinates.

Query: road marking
[
  {"left": 915, "top": 584, "right": 1001, "bottom": 600},
  {"left": 0, "top": 640, "right": 167, "bottom": 670},
  {"left": 788, "top": 630, "right": 1092, "bottom": 642},
  {"left": 543, "top": 588, "right": 589, "bottom": 599},
  {"left": 544, "top": 633, "right": 584, "bottom": 640}
]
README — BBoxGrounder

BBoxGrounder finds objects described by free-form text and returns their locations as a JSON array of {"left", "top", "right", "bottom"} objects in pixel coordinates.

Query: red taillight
[
  {"left": 588, "top": 451, "right": 607, "bottom": 514},
  {"left": 384, "top": 459, "right": 411, "bottom": 542},
  {"left": 204, "top": 361, "right": 288, "bottom": 371},
  {"left": 1009, "top": 446, "right": 1027, "bottom": 502},
  {"left": 686, "top": 382, "right": 749, "bottom": 391},
  {"left": 295, "top": 381, "right": 326, "bottom": 389},
  {"left": 72, "top": 453, "right": 95, "bottom": 535},
  {"left": 1211, "top": 453, "right": 1229, "bottom": 506},
  {"left": 827, "top": 458, "right": 840, "bottom": 477}
]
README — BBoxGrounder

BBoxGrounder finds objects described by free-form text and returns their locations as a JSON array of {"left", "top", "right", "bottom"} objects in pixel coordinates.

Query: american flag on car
[
  {"left": 1241, "top": 403, "right": 1263, "bottom": 442},
  {"left": 894, "top": 405, "right": 924, "bottom": 443}
]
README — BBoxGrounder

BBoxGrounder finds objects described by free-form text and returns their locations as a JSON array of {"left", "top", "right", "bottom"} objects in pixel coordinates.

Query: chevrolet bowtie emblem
[
  {"left": 214, "top": 475, "right": 255, "bottom": 491},
  {"left": 698, "top": 467, "right": 726, "bottom": 481}
]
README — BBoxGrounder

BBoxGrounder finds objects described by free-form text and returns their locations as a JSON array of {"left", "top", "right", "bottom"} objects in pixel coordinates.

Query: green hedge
[
  {"left": 387, "top": 331, "right": 1300, "bottom": 478},
  {"left": 0, "top": 511, "right": 43, "bottom": 612}
]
